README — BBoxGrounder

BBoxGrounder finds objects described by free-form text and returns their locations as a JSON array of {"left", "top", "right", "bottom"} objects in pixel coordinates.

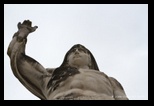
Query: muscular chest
[{"left": 59, "top": 69, "right": 113, "bottom": 94}]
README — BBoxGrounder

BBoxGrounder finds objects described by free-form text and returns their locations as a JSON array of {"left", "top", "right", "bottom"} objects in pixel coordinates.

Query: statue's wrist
[{"left": 14, "top": 29, "right": 29, "bottom": 42}]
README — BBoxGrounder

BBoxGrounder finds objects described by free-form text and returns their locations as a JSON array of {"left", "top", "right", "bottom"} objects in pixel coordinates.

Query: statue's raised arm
[{"left": 7, "top": 20, "right": 51, "bottom": 100}]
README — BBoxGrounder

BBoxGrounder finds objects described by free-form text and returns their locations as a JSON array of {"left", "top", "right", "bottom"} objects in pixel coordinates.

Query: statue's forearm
[{"left": 7, "top": 30, "right": 29, "bottom": 59}]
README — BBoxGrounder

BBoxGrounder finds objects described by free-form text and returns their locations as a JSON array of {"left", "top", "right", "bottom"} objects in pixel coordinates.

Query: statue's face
[{"left": 67, "top": 47, "right": 91, "bottom": 68}]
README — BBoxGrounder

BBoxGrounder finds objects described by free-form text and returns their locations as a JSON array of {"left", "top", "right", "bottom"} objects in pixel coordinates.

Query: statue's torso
[{"left": 48, "top": 68, "right": 115, "bottom": 100}]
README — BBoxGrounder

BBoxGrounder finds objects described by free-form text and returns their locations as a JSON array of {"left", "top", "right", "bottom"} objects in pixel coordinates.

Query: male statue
[{"left": 7, "top": 20, "right": 128, "bottom": 100}]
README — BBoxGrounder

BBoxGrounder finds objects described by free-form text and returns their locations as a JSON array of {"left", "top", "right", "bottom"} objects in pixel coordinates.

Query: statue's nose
[{"left": 74, "top": 49, "right": 79, "bottom": 54}]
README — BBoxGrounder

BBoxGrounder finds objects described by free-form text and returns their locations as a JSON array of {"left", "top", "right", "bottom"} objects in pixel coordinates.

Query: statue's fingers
[
  {"left": 22, "top": 20, "right": 32, "bottom": 27},
  {"left": 34, "top": 26, "right": 38, "bottom": 29},
  {"left": 29, "top": 26, "right": 38, "bottom": 32},
  {"left": 17, "top": 22, "right": 21, "bottom": 29}
]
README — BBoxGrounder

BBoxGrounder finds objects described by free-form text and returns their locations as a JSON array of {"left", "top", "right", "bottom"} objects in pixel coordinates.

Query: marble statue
[{"left": 7, "top": 20, "right": 128, "bottom": 100}]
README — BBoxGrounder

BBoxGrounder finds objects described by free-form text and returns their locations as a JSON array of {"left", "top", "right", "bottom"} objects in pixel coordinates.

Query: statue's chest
[
  {"left": 47, "top": 67, "right": 80, "bottom": 91},
  {"left": 67, "top": 69, "right": 113, "bottom": 93}
]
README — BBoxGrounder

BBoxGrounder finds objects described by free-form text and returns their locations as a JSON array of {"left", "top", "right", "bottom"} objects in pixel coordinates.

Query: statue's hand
[
  {"left": 17, "top": 20, "right": 38, "bottom": 34},
  {"left": 16, "top": 20, "right": 38, "bottom": 40}
]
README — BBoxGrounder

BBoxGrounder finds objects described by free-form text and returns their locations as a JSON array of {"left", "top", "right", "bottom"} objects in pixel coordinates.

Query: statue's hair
[{"left": 59, "top": 44, "right": 99, "bottom": 71}]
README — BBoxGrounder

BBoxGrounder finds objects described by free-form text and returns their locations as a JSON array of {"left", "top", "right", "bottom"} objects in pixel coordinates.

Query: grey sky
[{"left": 4, "top": 4, "right": 148, "bottom": 100}]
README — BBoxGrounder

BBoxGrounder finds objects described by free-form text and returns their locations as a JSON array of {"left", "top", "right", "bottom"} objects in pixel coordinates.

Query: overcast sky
[{"left": 4, "top": 4, "right": 148, "bottom": 100}]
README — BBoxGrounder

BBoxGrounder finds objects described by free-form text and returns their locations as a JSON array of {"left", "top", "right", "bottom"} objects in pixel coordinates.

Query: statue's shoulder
[{"left": 109, "top": 77, "right": 124, "bottom": 90}]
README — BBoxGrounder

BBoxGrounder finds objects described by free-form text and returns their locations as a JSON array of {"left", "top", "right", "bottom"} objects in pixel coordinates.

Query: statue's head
[{"left": 59, "top": 44, "right": 99, "bottom": 71}]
